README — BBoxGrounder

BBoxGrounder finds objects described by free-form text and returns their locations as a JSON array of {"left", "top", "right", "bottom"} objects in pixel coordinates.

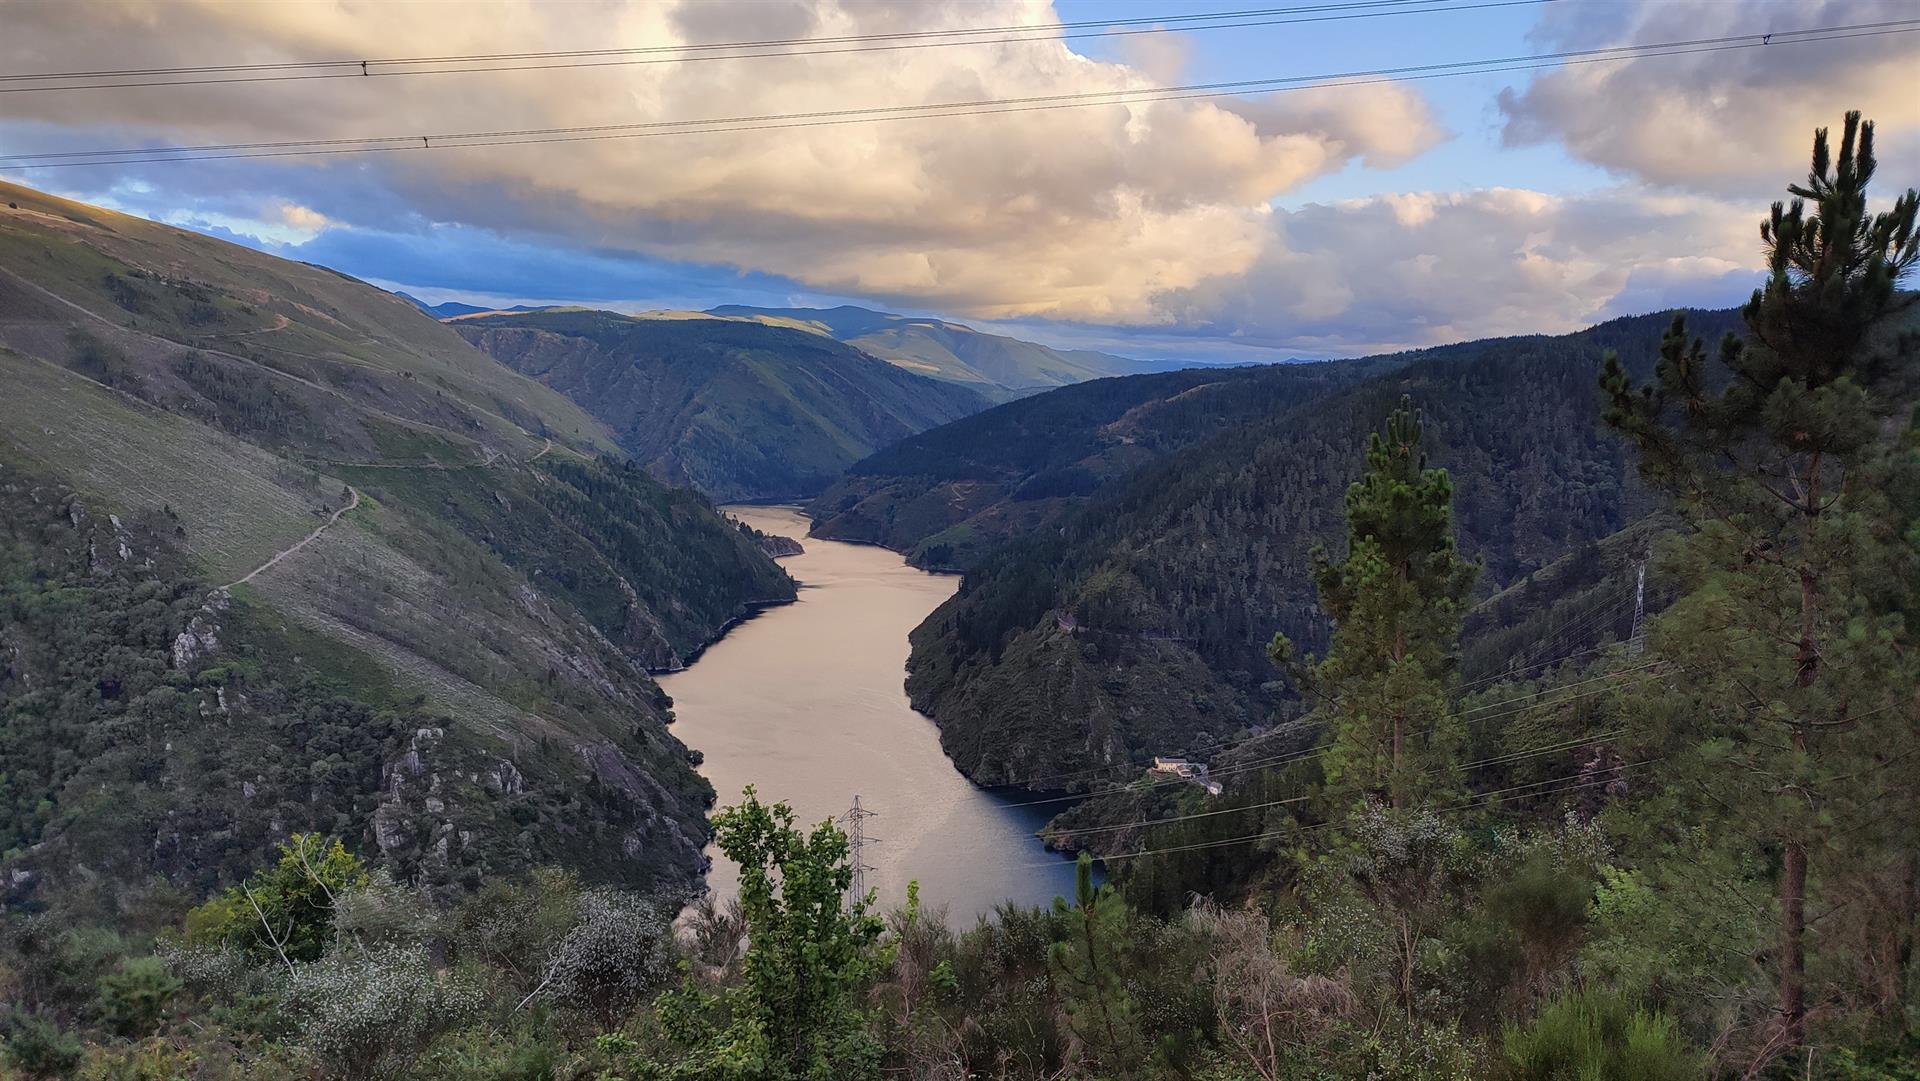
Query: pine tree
[
  {"left": 1599, "top": 111, "right": 1919, "bottom": 1062},
  {"left": 1049, "top": 853, "right": 1151, "bottom": 1079},
  {"left": 1272, "top": 397, "right": 1478, "bottom": 811}
]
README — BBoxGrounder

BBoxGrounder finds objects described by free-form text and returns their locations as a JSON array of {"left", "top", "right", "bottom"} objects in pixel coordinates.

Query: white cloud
[
  {"left": 0, "top": 0, "right": 1445, "bottom": 322},
  {"left": 1146, "top": 187, "right": 1761, "bottom": 354},
  {"left": 1498, "top": 0, "right": 1920, "bottom": 197}
]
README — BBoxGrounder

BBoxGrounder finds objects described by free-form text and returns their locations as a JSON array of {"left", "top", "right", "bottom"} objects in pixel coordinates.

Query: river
[{"left": 659, "top": 505, "right": 1083, "bottom": 920}]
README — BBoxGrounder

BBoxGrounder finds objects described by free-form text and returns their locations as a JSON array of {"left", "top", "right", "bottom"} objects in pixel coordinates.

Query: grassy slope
[
  {"left": 0, "top": 183, "right": 793, "bottom": 896},
  {"left": 454, "top": 309, "right": 992, "bottom": 502},
  {"left": 0, "top": 182, "right": 616, "bottom": 463}
]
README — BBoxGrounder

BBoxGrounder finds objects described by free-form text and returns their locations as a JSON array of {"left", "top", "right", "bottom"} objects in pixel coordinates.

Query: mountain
[
  {"left": 453, "top": 309, "right": 992, "bottom": 502},
  {"left": 707, "top": 303, "right": 1178, "bottom": 396},
  {"left": 0, "top": 181, "right": 796, "bottom": 900},
  {"left": 393, "top": 292, "right": 541, "bottom": 319},
  {"left": 893, "top": 309, "right": 1747, "bottom": 791},
  {"left": 807, "top": 356, "right": 1402, "bottom": 570}
]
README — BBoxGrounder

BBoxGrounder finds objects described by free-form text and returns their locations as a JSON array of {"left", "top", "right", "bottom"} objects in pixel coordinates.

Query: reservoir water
[{"left": 660, "top": 505, "right": 1082, "bottom": 920}]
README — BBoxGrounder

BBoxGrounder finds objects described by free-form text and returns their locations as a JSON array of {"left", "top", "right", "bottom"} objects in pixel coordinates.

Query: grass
[
  {"left": 1, "top": 181, "right": 620, "bottom": 460},
  {"left": 0, "top": 349, "right": 337, "bottom": 583}
]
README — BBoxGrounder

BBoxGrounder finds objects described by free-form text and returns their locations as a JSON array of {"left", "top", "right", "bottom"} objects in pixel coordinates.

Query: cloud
[
  {"left": 277, "top": 220, "right": 834, "bottom": 311},
  {"left": 1498, "top": 0, "right": 1920, "bottom": 196},
  {"left": 0, "top": 0, "right": 1446, "bottom": 323},
  {"left": 1145, "top": 187, "right": 1761, "bottom": 355}
]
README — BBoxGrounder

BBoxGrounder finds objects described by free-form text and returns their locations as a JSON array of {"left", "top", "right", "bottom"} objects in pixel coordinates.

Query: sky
[{"left": 3, "top": 0, "right": 1917, "bottom": 361}]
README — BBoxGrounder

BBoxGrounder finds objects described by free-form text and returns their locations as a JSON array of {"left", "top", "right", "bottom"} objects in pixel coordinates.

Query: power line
[
  {"left": 0, "top": 1, "right": 1531, "bottom": 92},
  {"left": 905, "top": 655, "right": 1665, "bottom": 820},
  {"left": 1021, "top": 761, "right": 1654, "bottom": 868},
  {"left": 1013, "top": 620, "right": 1650, "bottom": 795},
  {"left": 6, "top": 20, "right": 1915, "bottom": 170},
  {"left": 1046, "top": 726, "right": 1628, "bottom": 838}
]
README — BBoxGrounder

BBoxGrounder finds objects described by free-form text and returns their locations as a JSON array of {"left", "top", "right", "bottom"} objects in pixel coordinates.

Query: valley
[
  {"left": 660, "top": 506, "right": 1083, "bottom": 918},
  {"left": 455, "top": 309, "right": 991, "bottom": 502},
  {"left": 1, "top": 69, "right": 1915, "bottom": 1076}
]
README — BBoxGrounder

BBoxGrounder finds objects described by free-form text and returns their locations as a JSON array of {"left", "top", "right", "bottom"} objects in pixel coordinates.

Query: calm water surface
[{"left": 660, "top": 506, "right": 1081, "bottom": 919}]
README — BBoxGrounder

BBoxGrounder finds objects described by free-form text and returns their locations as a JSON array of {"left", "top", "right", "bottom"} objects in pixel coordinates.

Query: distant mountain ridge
[
  {"left": 454, "top": 308, "right": 991, "bottom": 502},
  {"left": 707, "top": 303, "right": 1186, "bottom": 396},
  {"left": 394, "top": 292, "right": 544, "bottom": 319}
]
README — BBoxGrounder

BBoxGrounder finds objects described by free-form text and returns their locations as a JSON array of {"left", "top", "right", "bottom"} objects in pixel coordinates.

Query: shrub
[
  {"left": 1501, "top": 989, "right": 1700, "bottom": 1081},
  {"left": 185, "top": 835, "right": 368, "bottom": 965},
  {"left": 95, "top": 956, "right": 182, "bottom": 1037},
  {"left": 536, "top": 889, "right": 676, "bottom": 1030},
  {"left": 76, "top": 1038, "right": 198, "bottom": 1081},
  {"left": 285, "top": 946, "right": 477, "bottom": 1081},
  {"left": 1, "top": 1012, "right": 85, "bottom": 1079}
]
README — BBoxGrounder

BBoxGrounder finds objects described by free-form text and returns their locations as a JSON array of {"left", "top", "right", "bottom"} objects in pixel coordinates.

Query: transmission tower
[
  {"left": 1627, "top": 557, "right": 1648, "bottom": 656},
  {"left": 838, "top": 795, "right": 879, "bottom": 912}
]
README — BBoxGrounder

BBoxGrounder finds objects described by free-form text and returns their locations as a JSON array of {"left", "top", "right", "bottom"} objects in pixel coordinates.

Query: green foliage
[
  {"left": 459, "top": 310, "right": 988, "bottom": 502},
  {"left": 656, "top": 787, "right": 887, "bottom": 1079},
  {"left": 446, "top": 868, "right": 587, "bottom": 996},
  {"left": 185, "top": 834, "right": 367, "bottom": 965},
  {"left": 1598, "top": 111, "right": 1920, "bottom": 1062},
  {"left": 94, "top": 956, "right": 182, "bottom": 1038},
  {"left": 1277, "top": 397, "right": 1478, "bottom": 811},
  {"left": 1049, "top": 854, "right": 1152, "bottom": 1078},
  {"left": 1500, "top": 990, "right": 1700, "bottom": 1081},
  {"left": 1476, "top": 855, "right": 1590, "bottom": 1003},
  {"left": 1, "top": 1012, "right": 85, "bottom": 1079}
]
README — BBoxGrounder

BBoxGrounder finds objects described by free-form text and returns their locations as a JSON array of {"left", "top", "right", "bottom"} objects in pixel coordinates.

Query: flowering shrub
[
  {"left": 284, "top": 946, "right": 477, "bottom": 1081},
  {"left": 537, "top": 888, "right": 676, "bottom": 1030}
]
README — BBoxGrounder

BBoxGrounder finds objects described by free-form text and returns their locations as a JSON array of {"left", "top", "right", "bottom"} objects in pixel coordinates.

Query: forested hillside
[
  {"left": 809, "top": 356, "right": 1399, "bottom": 568},
  {"left": 904, "top": 308, "right": 1745, "bottom": 789},
  {"left": 0, "top": 182, "right": 793, "bottom": 902},
  {"left": 455, "top": 310, "right": 990, "bottom": 501}
]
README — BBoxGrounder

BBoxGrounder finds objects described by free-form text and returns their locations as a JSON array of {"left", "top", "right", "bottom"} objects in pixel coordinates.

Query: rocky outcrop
[
  {"left": 755, "top": 532, "right": 805, "bottom": 558},
  {"left": 170, "top": 591, "right": 229, "bottom": 669}
]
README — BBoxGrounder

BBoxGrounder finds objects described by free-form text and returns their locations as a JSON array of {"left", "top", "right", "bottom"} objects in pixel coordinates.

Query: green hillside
[
  {"left": 900, "top": 309, "right": 1747, "bottom": 790},
  {"left": 707, "top": 303, "right": 1164, "bottom": 395},
  {"left": 0, "top": 182, "right": 794, "bottom": 900},
  {"left": 454, "top": 309, "right": 991, "bottom": 502},
  {"left": 808, "top": 356, "right": 1400, "bottom": 569}
]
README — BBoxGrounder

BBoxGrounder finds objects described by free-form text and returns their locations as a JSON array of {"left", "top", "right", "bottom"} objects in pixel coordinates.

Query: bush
[
  {"left": 76, "top": 1038, "right": 198, "bottom": 1081},
  {"left": 185, "top": 835, "right": 368, "bottom": 964},
  {"left": 536, "top": 889, "right": 676, "bottom": 1030},
  {"left": 95, "top": 956, "right": 182, "bottom": 1037},
  {"left": 1501, "top": 989, "right": 1700, "bottom": 1081},
  {"left": 285, "top": 946, "right": 478, "bottom": 1081},
  {"left": 1, "top": 1012, "right": 85, "bottom": 1079}
]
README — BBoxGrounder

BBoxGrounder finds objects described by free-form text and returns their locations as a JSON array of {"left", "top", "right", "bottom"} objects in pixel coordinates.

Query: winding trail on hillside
[{"left": 225, "top": 486, "right": 359, "bottom": 588}]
